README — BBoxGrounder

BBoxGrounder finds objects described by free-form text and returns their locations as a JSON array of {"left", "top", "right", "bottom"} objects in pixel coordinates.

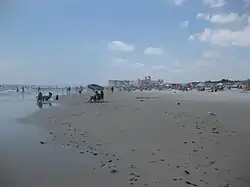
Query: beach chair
[
  {"left": 88, "top": 92, "right": 104, "bottom": 103},
  {"left": 96, "top": 94, "right": 104, "bottom": 102},
  {"left": 42, "top": 92, "right": 53, "bottom": 101}
]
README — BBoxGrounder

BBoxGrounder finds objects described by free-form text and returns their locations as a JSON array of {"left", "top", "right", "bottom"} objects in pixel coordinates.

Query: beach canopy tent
[
  {"left": 87, "top": 84, "right": 104, "bottom": 91},
  {"left": 165, "top": 84, "right": 171, "bottom": 88},
  {"left": 243, "top": 79, "right": 250, "bottom": 84},
  {"left": 196, "top": 83, "right": 205, "bottom": 88},
  {"left": 216, "top": 83, "right": 223, "bottom": 86}
]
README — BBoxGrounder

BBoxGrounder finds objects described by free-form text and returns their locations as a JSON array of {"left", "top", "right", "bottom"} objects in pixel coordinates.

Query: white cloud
[
  {"left": 189, "top": 35, "right": 196, "bottom": 41},
  {"left": 152, "top": 65, "right": 169, "bottom": 71},
  {"left": 180, "top": 20, "right": 189, "bottom": 28},
  {"left": 108, "top": 41, "right": 135, "bottom": 52},
  {"left": 144, "top": 47, "right": 164, "bottom": 56},
  {"left": 188, "top": 34, "right": 198, "bottom": 41},
  {"left": 133, "top": 63, "right": 145, "bottom": 68},
  {"left": 202, "top": 51, "right": 220, "bottom": 59},
  {"left": 197, "top": 13, "right": 240, "bottom": 24},
  {"left": 192, "top": 26, "right": 250, "bottom": 46},
  {"left": 210, "top": 13, "right": 240, "bottom": 23},
  {"left": 174, "top": 0, "right": 187, "bottom": 6},
  {"left": 196, "top": 13, "right": 210, "bottom": 20},
  {"left": 111, "top": 58, "right": 145, "bottom": 69},
  {"left": 110, "top": 57, "right": 127, "bottom": 66},
  {"left": 203, "top": 0, "right": 226, "bottom": 8}
]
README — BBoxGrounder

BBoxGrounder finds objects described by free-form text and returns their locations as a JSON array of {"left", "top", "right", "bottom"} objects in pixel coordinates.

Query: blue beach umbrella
[{"left": 87, "top": 84, "right": 104, "bottom": 91}]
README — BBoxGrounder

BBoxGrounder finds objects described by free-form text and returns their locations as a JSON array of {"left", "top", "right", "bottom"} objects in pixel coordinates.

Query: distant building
[
  {"left": 148, "top": 76, "right": 151, "bottom": 82},
  {"left": 140, "top": 76, "right": 151, "bottom": 86},
  {"left": 108, "top": 76, "right": 163, "bottom": 88},
  {"left": 108, "top": 80, "right": 130, "bottom": 88},
  {"left": 137, "top": 79, "right": 141, "bottom": 87},
  {"left": 151, "top": 79, "right": 163, "bottom": 85},
  {"left": 242, "top": 79, "right": 250, "bottom": 90},
  {"left": 136, "top": 76, "right": 163, "bottom": 87}
]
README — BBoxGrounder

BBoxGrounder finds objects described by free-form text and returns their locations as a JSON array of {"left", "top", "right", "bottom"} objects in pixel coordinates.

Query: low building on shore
[{"left": 108, "top": 80, "right": 130, "bottom": 88}]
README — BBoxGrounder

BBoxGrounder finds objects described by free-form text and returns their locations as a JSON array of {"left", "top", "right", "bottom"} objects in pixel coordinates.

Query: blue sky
[{"left": 0, "top": 0, "right": 249, "bottom": 85}]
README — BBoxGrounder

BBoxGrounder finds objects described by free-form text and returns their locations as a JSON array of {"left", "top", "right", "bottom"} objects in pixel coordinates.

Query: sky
[{"left": 0, "top": 0, "right": 250, "bottom": 85}]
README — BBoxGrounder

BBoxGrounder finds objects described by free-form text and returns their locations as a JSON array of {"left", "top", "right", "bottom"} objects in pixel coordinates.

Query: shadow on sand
[{"left": 36, "top": 102, "right": 53, "bottom": 109}]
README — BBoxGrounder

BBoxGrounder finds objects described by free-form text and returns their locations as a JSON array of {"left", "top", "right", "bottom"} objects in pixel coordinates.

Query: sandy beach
[{"left": 17, "top": 90, "right": 250, "bottom": 187}]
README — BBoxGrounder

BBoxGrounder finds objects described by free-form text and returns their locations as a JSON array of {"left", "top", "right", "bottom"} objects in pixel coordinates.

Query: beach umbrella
[
  {"left": 243, "top": 79, "right": 250, "bottom": 84},
  {"left": 87, "top": 84, "right": 104, "bottom": 91},
  {"left": 216, "top": 83, "right": 223, "bottom": 86},
  {"left": 196, "top": 83, "right": 205, "bottom": 87}
]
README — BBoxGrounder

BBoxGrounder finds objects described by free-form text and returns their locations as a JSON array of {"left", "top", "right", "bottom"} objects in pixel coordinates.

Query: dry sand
[{"left": 19, "top": 90, "right": 250, "bottom": 187}]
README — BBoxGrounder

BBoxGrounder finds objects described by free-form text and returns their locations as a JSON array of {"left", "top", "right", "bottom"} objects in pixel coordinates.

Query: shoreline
[{"left": 17, "top": 91, "right": 250, "bottom": 186}]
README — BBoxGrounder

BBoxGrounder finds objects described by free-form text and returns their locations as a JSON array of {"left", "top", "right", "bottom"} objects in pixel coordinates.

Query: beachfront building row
[
  {"left": 108, "top": 77, "right": 250, "bottom": 91},
  {"left": 108, "top": 76, "right": 164, "bottom": 88},
  {"left": 108, "top": 80, "right": 131, "bottom": 88}
]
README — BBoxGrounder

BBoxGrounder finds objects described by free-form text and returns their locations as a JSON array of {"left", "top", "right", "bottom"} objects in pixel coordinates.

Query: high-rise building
[
  {"left": 148, "top": 76, "right": 151, "bottom": 84},
  {"left": 137, "top": 79, "right": 141, "bottom": 87}
]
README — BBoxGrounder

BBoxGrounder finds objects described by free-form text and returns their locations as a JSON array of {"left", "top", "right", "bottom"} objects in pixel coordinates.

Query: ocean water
[{"left": 0, "top": 90, "right": 97, "bottom": 187}]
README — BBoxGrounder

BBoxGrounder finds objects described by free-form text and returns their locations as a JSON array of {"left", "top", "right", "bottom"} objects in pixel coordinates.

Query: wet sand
[{"left": 17, "top": 91, "right": 250, "bottom": 187}]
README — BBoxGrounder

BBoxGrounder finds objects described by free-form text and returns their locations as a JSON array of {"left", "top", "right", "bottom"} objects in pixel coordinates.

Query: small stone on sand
[
  {"left": 110, "top": 169, "right": 119, "bottom": 174},
  {"left": 184, "top": 170, "right": 190, "bottom": 175},
  {"left": 185, "top": 181, "right": 198, "bottom": 186},
  {"left": 129, "top": 164, "right": 136, "bottom": 168}
]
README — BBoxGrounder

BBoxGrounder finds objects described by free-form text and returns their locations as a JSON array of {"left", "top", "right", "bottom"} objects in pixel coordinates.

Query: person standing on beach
[
  {"left": 111, "top": 86, "right": 114, "bottom": 93},
  {"left": 65, "top": 86, "right": 68, "bottom": 95},
  {"left": 37, "top": 92, "right": 43, "bottom": 101},
  {"left": 67, "top": 86, "right": 71, "bottom": 95},
  {"left": 66, "top": 86, "right": 69, "bottom": 95},
  {"left": 38, "top": 87, "right": 40, "bottom": 92},
  {"left": 79, "top": 86, "right": 83, "bottom": 95},
  {"left": 76, "top": 87, "right": 78, "bottom": 94}
]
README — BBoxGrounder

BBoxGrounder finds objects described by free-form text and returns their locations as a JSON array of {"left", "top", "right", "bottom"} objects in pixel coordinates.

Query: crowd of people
[
  {"left": 35, "top": 85, "right": 115, "bottom": 104},
  {"left": 88, "top": 90, "right": 104, "bottom": 102},
  {"left": 37, "top": 92, "right": 56, "bottom": 102}
]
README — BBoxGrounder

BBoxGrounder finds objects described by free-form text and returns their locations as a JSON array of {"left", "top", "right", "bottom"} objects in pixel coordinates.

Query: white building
[{"left": 108, "top": 80, "right": 130, "bottom": 87}]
